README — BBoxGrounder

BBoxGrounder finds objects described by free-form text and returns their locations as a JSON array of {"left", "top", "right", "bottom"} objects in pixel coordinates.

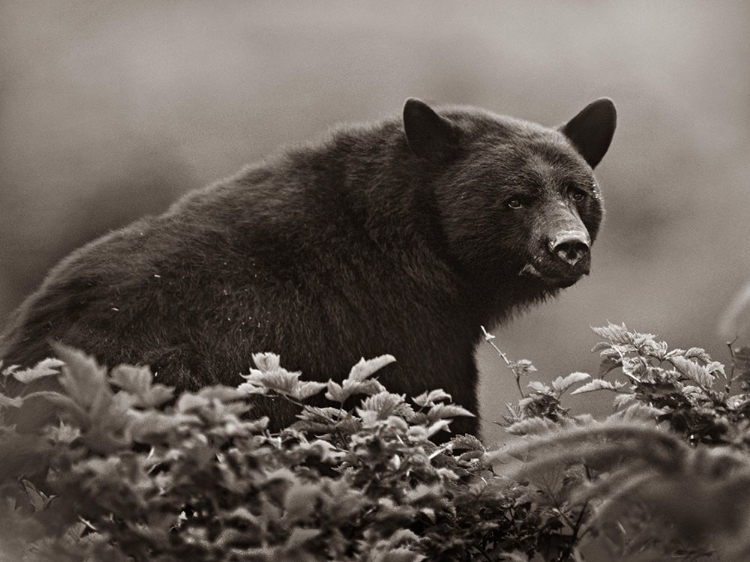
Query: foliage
[{"left": 2, "top": 324, "right": 750, "bottom": 561}]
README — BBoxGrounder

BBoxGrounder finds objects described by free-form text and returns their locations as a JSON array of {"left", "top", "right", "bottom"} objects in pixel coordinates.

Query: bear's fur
[{"left": 1, "top": 98, "right": 616, "bottom": 437}]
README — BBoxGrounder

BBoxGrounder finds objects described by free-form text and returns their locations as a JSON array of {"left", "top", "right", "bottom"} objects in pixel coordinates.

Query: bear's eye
[
  {"left": 506, "top": 197, "right": 524, "bottom": 210},
  {"left": 570, "top": 188, "right": 587, "bottom": 203}
]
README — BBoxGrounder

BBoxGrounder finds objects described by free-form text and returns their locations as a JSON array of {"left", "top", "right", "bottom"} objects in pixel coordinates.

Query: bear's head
[{"left": 403, "top": 98, "right": 616, "bottom": 299}]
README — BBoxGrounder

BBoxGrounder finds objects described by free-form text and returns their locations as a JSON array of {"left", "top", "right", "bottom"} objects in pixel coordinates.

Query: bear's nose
[{"left": 548, "top": 231, "right": 590, "bottom": 267}]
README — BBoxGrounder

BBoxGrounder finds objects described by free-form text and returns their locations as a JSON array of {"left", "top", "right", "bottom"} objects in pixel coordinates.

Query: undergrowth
[{"left": 2, "top": 323, "right": 750, "bottom": 561}]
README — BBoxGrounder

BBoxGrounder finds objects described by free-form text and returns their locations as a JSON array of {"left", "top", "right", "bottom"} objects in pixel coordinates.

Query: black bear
[{"left": 0, "top": 98, "right": 616, "bottom": 437}]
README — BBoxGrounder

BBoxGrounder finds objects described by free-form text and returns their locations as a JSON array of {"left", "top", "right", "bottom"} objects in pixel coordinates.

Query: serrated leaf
[
  {"left": 237, "top": 381, "right": 268, "bottom": 395},
  {"left": 551, "top": 372, "right": 590, "bottom": 394},
  {"left": 177, "top": 394, "right": 211, "bottom": 412},
  {"left": 21, "top": 479, "right": 57, "bottom": 512},
  {"left": 684, "top": 347, "right": 712, "bottom": 363},
  {"left": 591, "top": 341, "right": 613, "bottom": 353},
  {"left": 110, "top": 364, "right": 151, "bottom": 393},
  {"left": 527, "top": 381, "right": 550, "bottom": 394},
  {"left": 670, "top": 356, "right": 715, "bottom": 388},
  {"left": 52, "top": 343, "right": 108, "bottom": 410},
  {"left": 130, "top": 411, "right": 200, "bottom": 442},
  {"left": 613, "top": 393, "right": 637, "bottom": 409},
  {"left": 735, "top": 345, "right": 750, "bottom": 362},
  {"left": 197, "top": 385, "right": 247, "bottom": 401},
  {"left": 43, "top": 421, "right": 81, "bottom": 444},
  {"left": 427, "top": 403, "right": 474, "bottom": 421},
  {"left": 643, "top": 340, "right": 669, "bottom": 359},
  {"left": 413, "top": 388, "right": 452, "bottom": 407},
  {"left": 450, "top": 434, "right": 485, "bottom": 452},
  {"left": 425, "top": 419, "right": 451, "bottom": 438},
  {"left": 12, "top": 358, "right": 64, "bottom": 384},
  {"left": 346, "top": 355, "right": 396, "bottom": 383},
  {"left": 296, "top": 406, "right": 343, "bottom": 423},
  {"left": 110, "top": 364, "right": 174, "bottom": 408},
  {"left": 357, "top": 392, "right": 412, "bottom": 421},
  {"left": 284, "top": 527, "right": 321, "bottom": 551},
  {"left": 706, "top": 361, "right": 726, "bottom": 378},
  {"left": 27, "top": 390, "right": 89, "bottom": 427},
  {"left": 241, "top": 367, "right": 303, "bottom": 396},
  {"left": 610, "top": 402, "right": 663, "bottom": 422},
  {"left": 251, "top": 352, "right": 280, "bottom": 372},
  {"left": 509, "top": 359, "right": 537, "bottom": 377},
  {"left": 325, "top": 381, "right": 345, "bottom": 402},
  {"left": 325, "top": 378, "right": 384, "bottom": 403},
  {"left": 291, "top": 381, "right": 327, "bottom": 401},
  {"left": 571, "top": 379, "right": 620, "bottom": 395},
  {"left": 283, "top": 482, "right": 320, "bottom": 522},
  {"left": 597, "top": 356, "right": 622, "bottom": 377},
  {"left": 591, "top": 322, "right": 631, "bottom": 345},
  {"left": 505, "top": 417, "right": 559, "bottom": 436},
  {"left": 0, "top": 393, "right": 23, "bottom": 409}
]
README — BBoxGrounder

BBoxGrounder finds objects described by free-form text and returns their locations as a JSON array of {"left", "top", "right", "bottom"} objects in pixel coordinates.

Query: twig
[{"left": 481, "top": 325, "right": 526, "bottom": 398}]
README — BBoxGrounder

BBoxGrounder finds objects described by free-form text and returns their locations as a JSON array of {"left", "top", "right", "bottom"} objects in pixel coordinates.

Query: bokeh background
[{"left": 1, "top": 1, "right": 748, "bottom": 445}]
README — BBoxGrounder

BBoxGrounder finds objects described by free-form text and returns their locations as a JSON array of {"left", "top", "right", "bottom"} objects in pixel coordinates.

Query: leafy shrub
[{"left": 1, "top": 324, "right": 750, "bottom": 561}]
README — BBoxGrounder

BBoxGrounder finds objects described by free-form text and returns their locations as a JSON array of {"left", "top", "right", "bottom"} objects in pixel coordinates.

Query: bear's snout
[{"left": 548, "top": 231, "right": 590, "bottom": 269}]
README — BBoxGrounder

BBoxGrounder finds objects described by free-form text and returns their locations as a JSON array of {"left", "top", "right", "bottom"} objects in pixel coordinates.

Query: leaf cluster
[
  {"left": 0, "top": 348, "right": 560, "bottom": 562},
  {"left": 3, "top": 324, "right": 750, "bottom": 561}
]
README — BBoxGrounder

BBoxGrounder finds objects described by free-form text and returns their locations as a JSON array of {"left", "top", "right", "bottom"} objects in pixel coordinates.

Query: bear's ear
[
  {"left": 560, "top": 98, "right": 617, "bottom": 169},
  {"left": 403, "top": 98, "right": 459, "bottom": 159}
]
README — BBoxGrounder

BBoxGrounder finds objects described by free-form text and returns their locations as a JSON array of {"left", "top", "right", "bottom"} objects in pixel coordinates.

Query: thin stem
[
  {"left": 726, "top": 336, "right": 739, "bottom": 392},
  {"left": 559, "top": 499, "right": 589, "bottom": 562},
  {"left": 481, "top": 326, "right": 526, "bottom": 398}
]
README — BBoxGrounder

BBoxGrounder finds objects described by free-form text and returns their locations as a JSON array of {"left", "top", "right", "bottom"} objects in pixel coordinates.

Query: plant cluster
[{"left": 1, "top": 324, "right": 750, "bottom": 561}]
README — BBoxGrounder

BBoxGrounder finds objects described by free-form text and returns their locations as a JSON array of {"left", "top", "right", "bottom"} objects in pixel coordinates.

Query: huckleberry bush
[{"left": 1, "top": 324, "right": 750, "bottom": 561}]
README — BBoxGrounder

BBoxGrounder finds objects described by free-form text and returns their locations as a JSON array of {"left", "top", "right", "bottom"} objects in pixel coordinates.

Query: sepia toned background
[{"left": 1, "top": 1, "right": 748, "bottom": 445}]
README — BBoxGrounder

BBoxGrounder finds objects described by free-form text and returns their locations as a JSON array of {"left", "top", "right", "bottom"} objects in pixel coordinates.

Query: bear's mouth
[{"left": 519, "top": 262, "right": 586, "bottom": 289}]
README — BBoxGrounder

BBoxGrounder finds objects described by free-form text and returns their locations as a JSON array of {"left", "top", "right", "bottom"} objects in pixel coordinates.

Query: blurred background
[{"left": 1, "top": 1, "right": 748, "bottom": 445}]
